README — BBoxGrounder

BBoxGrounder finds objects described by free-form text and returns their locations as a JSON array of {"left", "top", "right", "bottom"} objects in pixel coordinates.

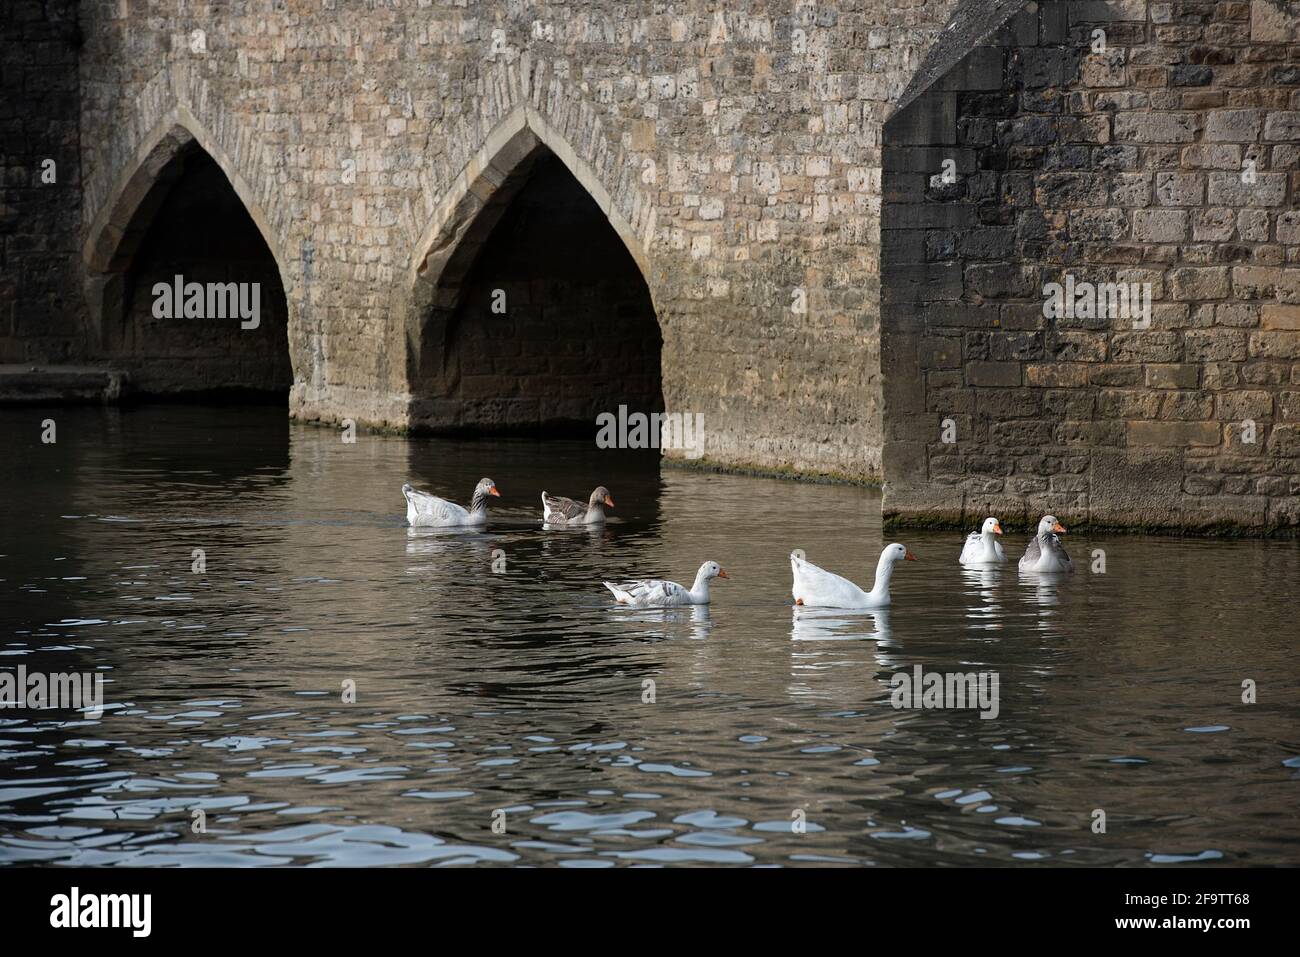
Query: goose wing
[
  {"left": 542, "top": 492, "right": 587, "bottom": 522},
  {"left": 959, "top": 531, "right": 983, "bottom": 564},
  {"left": 791, "top": 553, "right": 868, "bottom": 605},
  {"left": 403, "top": 484, "right": 469, "bottom": 525},
  {"left": 1052, "top": 536, "right": 1074, "bottom": 572},
  {"left": 604, "top": 578, "right": 690, "bottom": 606},
  {"left": 1019, "top": 534, "right": 1042, "bottom": 568}
]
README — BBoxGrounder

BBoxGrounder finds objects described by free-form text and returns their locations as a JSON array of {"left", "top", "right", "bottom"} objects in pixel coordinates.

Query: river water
[{"left": 2, "top": 404, "right": 1297, "bottom": 866}]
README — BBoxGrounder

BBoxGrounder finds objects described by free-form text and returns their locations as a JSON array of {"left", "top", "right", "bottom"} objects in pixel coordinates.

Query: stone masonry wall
[
  {"left": 0, "top": 0, "right": 85, "bottom": 364},
  {"left": 63, "top": 0, "right": 966, "bottom": 482},
  {"left": 882, "top": 0, "right": 1300, "bottom": 532}
]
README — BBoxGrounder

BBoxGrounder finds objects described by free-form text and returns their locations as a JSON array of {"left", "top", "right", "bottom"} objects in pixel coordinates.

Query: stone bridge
[{"left": 3, "top": 1, "right": 1299, "bottom": 532}]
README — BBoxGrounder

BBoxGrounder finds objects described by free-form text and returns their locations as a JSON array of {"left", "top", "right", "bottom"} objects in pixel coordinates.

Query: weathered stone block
[
  {"left": 1169, "top": 266, "right": 1230, "bottom": 300},
  {"left": 1185, "top": 329, "right": 1249, "bottom": 361},
  {"left": 1134, "top": 208, "right": 1189, "bottom": 242},
  {"left": 1249, "top": 331, "right": 1300, "bottom": 359},
  {"left": 1161, "top": 390, "right": 1215, "bottom": 420},
  {"left": 1263, "top": 111, "right": 1300, "bottom": 140},
  {"left": 1035, "top": 171, "right": 1110, "bottom": 206},
  {"left": 967, "top": 361, "right": 1022, "bottom": 387},
  {"left": 1270, "top": 424, "right": 1300, "bottom": 456},
  {"left": 1278, "top": 391, "right": 1300, "bottom": 421},
  {"left": 1216, "top": 303, "right": 1260, "bottom": 328},
  {"left": 1205, "top": 109, "right": 1264, "bottom": 142},
  {"left": 1237, "top": 209, "right": 1270, "bottom": 243},
  {"left": 919, "top": 336, "right": 962, "bottom": 368},
  {"left": 1070, "top": 1, "right": 1148, "bottom": 23},
  {"left": 1252, "top": 1, "right": 1300, "bottom": 42},
  {"left": 1111, "top": 331, "right": 1183, "bottom": 362},
  {"left": 1155, "top": 172, "right": 1204, "bottom": 206},
  {"left": 1218, "top": 390, "right": 1275, "bottom": 420},
  {"left": 1262, "top": 304, "right": 1300, "bottom": 329},
  {"left": 1025, "top": 362, "right": 1090, "bottom": 387},
  {"left": 1276, "top": 211, "right": 1300, "bottom": 245},
  {"left": 1127, "top": 420, "right": 1222, "bottom": 447},
  {"left": 1114, "top": 111, "right": 1199, "bottom": 143},
  {"left": 1100, "top": 388, "right": 1163, "bottom": 418},
  {"left": 1112, "top": 173, "right": 1152, "bottom": 206},
  {"left": 1146, "top": 363, "right": 1199, "bottom": 388},
  {"left": 888, "top": 92, "right": 957, "bottom": 146},
  {"left": 1207, "top": 171, "right": 1286, "bottom": 206},
  {"left": 1234, "top": 266, "right": 1300, "bottom": 300}
]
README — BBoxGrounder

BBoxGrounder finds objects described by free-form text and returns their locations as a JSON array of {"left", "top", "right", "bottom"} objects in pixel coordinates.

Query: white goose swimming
[
  {"left": 604, "top": 561, "right": 728, "bottom": 607},
  {"left": 1018, "top": 515, "right": 1074, "bottom": 573},
  {"left": 790, "top": 543, "right": 917, "bottom": 608},
  {"left": 542, "top": 486, "right": 614, "bottom": 525},
  {"left": 402, "top": 477, "right": 499, "bottom": 528},
  {"left": 959, "top": 516, "right": 1006, "bottom": 565}
]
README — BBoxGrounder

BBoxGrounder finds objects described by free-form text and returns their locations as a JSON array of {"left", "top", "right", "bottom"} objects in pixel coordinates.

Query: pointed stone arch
[
  {"left": 403, "top": 102, "right": 662, "bottom": 426},
  {"left": 82, "top": 104, "right": 292, "bottom": 343},
  {"left": 79, "top": 102, "right": 294, "bottom": 394}
]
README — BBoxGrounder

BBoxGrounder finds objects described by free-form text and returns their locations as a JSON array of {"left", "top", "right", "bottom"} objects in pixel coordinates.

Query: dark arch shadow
[
  {"left": 410, "top": 141, "right": 665, "bottom": 434},
  {"left": 83, "top": 120, "right": 292, "bottom": 401}
]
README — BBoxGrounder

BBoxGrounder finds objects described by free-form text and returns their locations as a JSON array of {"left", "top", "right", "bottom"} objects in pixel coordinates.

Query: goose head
[
  {"left": 589, "top": 486, "right": 615, "bottom": 508},
  {"left": 475, "top": 478, "right": 501, "bottom": 499},
  {"left": 981, "top": 517, "right": 1003, "bottom": 536},
  {"left": 884, "top": 543, "right": 919, "bottom": 563},
  {"left": 1037, "top": 515, "right": 1066, "bottom": 537},
  {"left": 698, "top": 560, "right": 729, "bottom": 581}
]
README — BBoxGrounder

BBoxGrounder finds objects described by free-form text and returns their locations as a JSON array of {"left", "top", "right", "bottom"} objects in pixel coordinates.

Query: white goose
[
  {"left": 790, "top": 544, "right": 917, "bottom": 608},
  {"left": 1018, "top": 515, "right": 1074, "bottom": 573},
  {"left": 959, "top": 517, "right": 1006, "bottom": 565},
  {"left": 542, "top": 486, "right": 614, "bottom": 525},
  {"left": 604, "top": 561, "right": 728, "bottom": 607},
  {"left": 402, "top": 477, "right": 499, "bottom": 528}
]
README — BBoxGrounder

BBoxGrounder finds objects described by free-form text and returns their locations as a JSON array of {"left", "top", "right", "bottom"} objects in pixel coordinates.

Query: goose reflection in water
[
  {"left": 790, "top": 605, "right": 892, "bottom": 645},
  {"left": 960, "top": 564, "right": 1005, "bottom": 631},
  {"left": 787, "top": 608, "right": 902, "bottom": 704},
  {"left": 1016, "top": 568, "right": 1067, "bottom": 626},
  {"left": 541, "top": 518, "right": 612, "bottom": 539},
  {"left": 404, "top": 524, "right": 498, "bottom": 560},
  {"left": 619, "top": 602, "right": 712, "bottom": 642}
]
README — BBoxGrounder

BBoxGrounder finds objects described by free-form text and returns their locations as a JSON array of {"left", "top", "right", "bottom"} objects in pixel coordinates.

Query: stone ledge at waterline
[
  {"left": 0, "top": 366, "right": 129, "bottom": 404},
  {"left": 4, "top": 1, "right": 1299, "bottom": 534},
  {"left": 883, "top": 446, "right": 1300, "bottom": 537}
]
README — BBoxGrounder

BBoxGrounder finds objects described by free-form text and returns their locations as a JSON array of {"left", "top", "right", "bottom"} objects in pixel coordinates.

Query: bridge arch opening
[
  {"left": 408, "top": 134, "right": 663, "bottom": 435},
  {"left": 85, "top": 126, "right": 292, "bottom": 399}
]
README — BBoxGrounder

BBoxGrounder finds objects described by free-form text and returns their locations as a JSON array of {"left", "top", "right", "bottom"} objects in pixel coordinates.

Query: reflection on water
[
  {"left": 790, "top": 607, "right": 892, "bottom": 645},
  {"left": 1, "top": 405, "right": 1298, "bottom": 867}
]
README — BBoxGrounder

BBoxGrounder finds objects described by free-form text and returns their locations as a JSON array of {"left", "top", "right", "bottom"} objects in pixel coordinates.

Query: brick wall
[{"left": 882, "top": 0, "right": 1300, "bottom": 532}]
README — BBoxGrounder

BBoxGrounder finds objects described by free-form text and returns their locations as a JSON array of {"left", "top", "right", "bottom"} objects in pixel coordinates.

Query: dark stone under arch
[
  {"left": 412, "top": 149, "right": 664, "bottom": 435},
  {"left": 109, "top": 142, "right": 292, "bottom": 398}
]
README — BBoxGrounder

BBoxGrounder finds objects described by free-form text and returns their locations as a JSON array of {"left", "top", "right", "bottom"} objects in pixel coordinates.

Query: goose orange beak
[
  {"left": 604, "top": 495, "right": 615, "bottom": 507},
  {"left": 992, "top": 523, "right": 1003, "bottom": 535},
  {"left": 718, "top": 569, "right": 729, "bottom": 578},
  {"left": 489, "top": 487, "right": 501, "bottom": 497},
  {"left": 904, "top": 550, "right": 918, "bottom": 561},
  {"left": 1053, "top": 522, "right": 1066, "bottom": 533}
]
